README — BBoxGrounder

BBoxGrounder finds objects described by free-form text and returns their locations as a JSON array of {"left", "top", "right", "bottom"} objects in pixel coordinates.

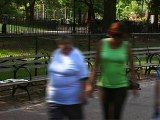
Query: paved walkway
[{"left": 0, "top": 81, "right": 155, "bottom": 120}]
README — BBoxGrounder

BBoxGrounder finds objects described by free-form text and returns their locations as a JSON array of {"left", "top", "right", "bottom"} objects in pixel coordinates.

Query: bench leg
[
  {"left": 136, "top": 71, "right": 140, "bottom": 80},
  {"left": 148, "top": 68, "right": 152, "bottom": 75},
  {"left": 26, "top": 87, "right": 31, "bottom": 101},
  {"left": 12, "top": 86, "right": 18, "bottom": 97},
  {"left": 19, "top": 85, "right": 31, "bottom": 101},
  {"left": 12, "top": 85, "right": 31, "bottom": 101},
  {"left": 145, "top": 67, "right": 149, "bottom": 75},
  {"left": 148, "top": 67, "right": 158, "bottom": 75}
]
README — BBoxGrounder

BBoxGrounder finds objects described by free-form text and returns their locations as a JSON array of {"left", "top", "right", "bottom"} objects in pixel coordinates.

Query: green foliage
[
  {"left": 0, "top": 0, "right": 153, "bottom": 21},
  {"left": 0, "top": 0, "right": 12, "bottom": 7},
  {"left": 94, "top": 0, "right": 104, "bottom": 17},
  {"left": 0, "top": 0, "right": 14, "bottom": 13},
  {"left": 14, "top": 0, "right": 38, "bottom": 7},
  {"left": 117, "top": 0, "right": 148, "bottom": 20}
]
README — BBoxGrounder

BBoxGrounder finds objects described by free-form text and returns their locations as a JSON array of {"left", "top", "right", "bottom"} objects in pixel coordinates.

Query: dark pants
[
  {"left": 2, "top": 24, "right": 7, "bottom": 34},
  {"left": 99, "top": 87, "right": 128, "bottom": 120},
  {"left": 47, "top": 103, "right": 83, "bottom": 120}
]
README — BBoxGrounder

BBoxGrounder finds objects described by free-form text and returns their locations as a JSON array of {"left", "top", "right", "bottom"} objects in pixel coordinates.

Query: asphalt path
[{"left": 0, "top": 81, "right": 155, "bottom": 120}]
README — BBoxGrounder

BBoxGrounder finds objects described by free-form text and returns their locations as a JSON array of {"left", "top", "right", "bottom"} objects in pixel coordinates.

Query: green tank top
[{"left": 97, "top": 38, "right": 129, "bottom": 88}]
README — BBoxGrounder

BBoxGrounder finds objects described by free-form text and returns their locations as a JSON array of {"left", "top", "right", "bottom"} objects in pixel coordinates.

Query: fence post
[
  {"left": 88, "top": 34, "right": 91, "bottom": 51},
  {"left": 35, "top": 36, "right": 38, "bottom": 76},
  {"left": 73, "top": 0, "right": 76, "bottom": 33},
  {"left": 131, "top": 33, "right": 135, "bottom": 48},
  {"left": 35, "top": 36, "right": 38, "bottom": 55}
]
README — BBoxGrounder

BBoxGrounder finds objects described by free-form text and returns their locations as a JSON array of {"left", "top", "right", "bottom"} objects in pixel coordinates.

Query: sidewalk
[{"left": 0, "top": 81, "right": 155, "bottom": 120}]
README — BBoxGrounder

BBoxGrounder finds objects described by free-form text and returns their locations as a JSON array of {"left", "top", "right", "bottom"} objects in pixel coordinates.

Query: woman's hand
[
  {"left": 128, "top": 44, "right": 139, "bottom": 96},
  {"left": 80, "top": 79, "right": 95, "bottom": 105},
  {"left": 130, "top": 79, "right": 139, "bottom": 96},
  {"left": 132, "top": 86, "right": 138, "bottom": 96},
  {"left": 128, "top": 72, "right": 139, "bottom": 96},
  {"left": 80, "top": 92, "right": 88, "bottom": 105},
  {"left": 85, "top": 81, "right": 94, "bottom": 98}
]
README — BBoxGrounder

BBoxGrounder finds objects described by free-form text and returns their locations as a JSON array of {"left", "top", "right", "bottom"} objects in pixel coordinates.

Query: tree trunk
[
  {"left": 103, "top": 0, "right": 117, "bottom": 32},
  {"left": 25, "top": 7, "right": 30, "bottom": 20},
  {"left": 147, "top": 11, "right": 150, "bottom": 32},
  {"left": 82, "top": 0, "right": 95, "bottom": 25},
  {"left": 87, "top": 3, "right": 96, "bottom": 33},
  {"left": 147, "top": 2, "right": 151, "bottom": 32},
  {"left": 87, "top": 3, "right": 95, "bottom": 22},
  {"left": 29, "top": 0, "right": 36, "bottom": 20},
  {"left": 0, "top": 8, "right": 2, "bottom": 21},
  {"left": 150, "top": 0, "right": 159, "bottom": 32},
  {"left": 78, "top": 8, "right": 82, "bottom": 25},
  {"left": 153, "top": 4, "right": 158, "bottom": 32}
]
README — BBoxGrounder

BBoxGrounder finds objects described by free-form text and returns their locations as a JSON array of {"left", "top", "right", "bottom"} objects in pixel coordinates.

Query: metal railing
[
  {"left": 1, "top": 17, "right": 160, "bottom": 34},
  {"left": 0, "top": 33, "right": 160, "bottom": 58}
]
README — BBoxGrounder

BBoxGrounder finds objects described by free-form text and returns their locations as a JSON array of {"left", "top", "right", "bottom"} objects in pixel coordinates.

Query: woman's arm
[
  {"left": 128, "top": 45, "right": 135, "bottom": 77},
  {"left": 128, "top": 44, "right": 138, "bottom": 95},
  {"left": 88, "top": 40, "right": 102, "bottom": 85},
  {"left": 85, "top": 40, "right": 102, "bottom": 97},
  {"left": 155, "top": 79, "right": 160, "bottom": 109},
  {"left": 76, "top": 51, "right": 89, "bottom": 80}
]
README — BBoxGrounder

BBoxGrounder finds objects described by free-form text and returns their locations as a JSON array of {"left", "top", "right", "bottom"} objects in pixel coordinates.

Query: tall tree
[
  {"left": 150, "top": 0, "right": 160, "bottom": 31},
  {"left": 80, "top": 0, "right": 95, "bottom": 24},
  {"left": 103, "top": 0, "right": 117, "bottom": 32},
  {"left": 0, "top": 0, "right": 12, "bottom": 16},
  {"left": 14, "top": 0, "right": 37, "bottom": 20}
]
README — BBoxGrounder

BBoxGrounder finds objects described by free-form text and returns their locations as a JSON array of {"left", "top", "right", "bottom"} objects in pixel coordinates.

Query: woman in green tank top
[{"left": 87, "top": 22, "right": 138, "bottom": 120}]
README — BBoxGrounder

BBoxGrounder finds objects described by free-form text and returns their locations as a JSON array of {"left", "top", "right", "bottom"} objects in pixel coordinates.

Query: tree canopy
[{"left": 0, "top": 0, "right": 159, "bottom": 31}]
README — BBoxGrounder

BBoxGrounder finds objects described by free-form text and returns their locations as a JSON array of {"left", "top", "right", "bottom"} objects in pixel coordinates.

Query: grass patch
[
  {"left": 0, "top": 49, "right": 35, "bottom": 57},
  {"left": 0, "top": 23, "right": 47, "bottom": 33}
]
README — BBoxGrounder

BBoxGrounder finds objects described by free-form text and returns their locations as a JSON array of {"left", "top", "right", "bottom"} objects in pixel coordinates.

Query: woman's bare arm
[
  {"left": 155, "top": 80, "right": 160, "bottom": 108},
  {"left": 128, "top": 45, "right": 135, "bottom": 77},
  {"left": 128, "top": 44, "right": 138, "bottom": 95},
  {"left": 89, "top": 40, "right": 102, "bottom": 84}
]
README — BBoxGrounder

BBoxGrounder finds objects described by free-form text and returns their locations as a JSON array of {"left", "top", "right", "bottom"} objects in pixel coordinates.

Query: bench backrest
[
  {"left": 82, "top": 47, "right": 160, "bottom": 65},
  {"left": 83, "top": 48, "right": 150, "bottom": 59},
  {"left": 0, "top": 53, "right": 49, "bottom": 72}
]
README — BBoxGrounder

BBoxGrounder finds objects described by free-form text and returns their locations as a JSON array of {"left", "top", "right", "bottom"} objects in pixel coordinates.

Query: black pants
[
  {"left": 47, "top": 103, "right": 83, "bottom": 120},
  {"left": 99, "top": 87, "right": 128, "bottom": 120}
]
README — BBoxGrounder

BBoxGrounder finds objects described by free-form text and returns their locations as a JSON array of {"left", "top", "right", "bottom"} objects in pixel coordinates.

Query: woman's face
[
  {"left": 116, "top": 37, "right": 123, "bottom": 44},
  {"left": 113, "top": 32, "right": 127, "bottom": 44},
  {"left": 58, "top": 41, "right": 73, "bottom": 54}
]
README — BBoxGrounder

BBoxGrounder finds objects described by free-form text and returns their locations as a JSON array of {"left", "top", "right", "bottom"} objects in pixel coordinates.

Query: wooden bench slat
[
  {"left": 15, "top": 59, "right": 47, "bottom": 65},
  {"left": 148, "top": 47, "right": 160, "bottom": 50},
  {"left": 132, "top": 48, "right": 148, "bottom": 50},
  {"left": 26, "top": 64, "right": 47, "bottom": 69},
  {"left": 0, "top": 57, "right": 12, "bottom": 61},
  {"left": 0, "top": 59, "right": 47, "bottom": 67},
  {"left": 0, "top": 68, "right": 14, "bottom": 72}
]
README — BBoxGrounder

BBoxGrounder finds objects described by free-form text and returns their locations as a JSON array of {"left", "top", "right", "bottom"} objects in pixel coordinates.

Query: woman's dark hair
[{"left": 108, "top": 22, "right": 127, "bottom": 38}]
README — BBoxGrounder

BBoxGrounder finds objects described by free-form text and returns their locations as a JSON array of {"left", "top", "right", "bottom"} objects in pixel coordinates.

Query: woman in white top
[{"left": 46, "top": 35, "right": 89, "bottom": 120}]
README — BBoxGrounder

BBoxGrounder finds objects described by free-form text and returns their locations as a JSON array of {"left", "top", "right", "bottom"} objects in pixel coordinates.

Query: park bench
[
  {"left": 0, "top": 53, "right": 49, "bottom": 100},
  {"left": 0, "top": 51, "right": 98, "bottom": 100},
  {"left": 132, "top": 47, "right": 160, "bottom": 75},
  {"left": 83, "top": 47, "right": 160, "bottom": 79},
  {"left": 147, "top": 47, "right": 160, "bottom": 60},
  {"left": 83, "top": 51, "right": 96, "bottom": 69},
  {"left": 1, "top": 47, "right": 160, "bottom": 100},
  {"left": 83, "top": 51, "right": 140, "bottom": 79}
]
